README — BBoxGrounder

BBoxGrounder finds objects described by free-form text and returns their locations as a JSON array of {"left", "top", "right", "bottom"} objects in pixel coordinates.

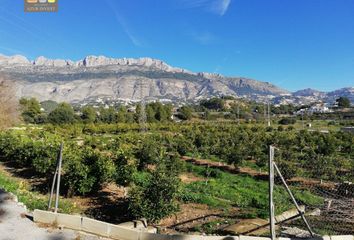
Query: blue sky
[{"left": 0, "top": 0, "right": 353, "bottom": 91}]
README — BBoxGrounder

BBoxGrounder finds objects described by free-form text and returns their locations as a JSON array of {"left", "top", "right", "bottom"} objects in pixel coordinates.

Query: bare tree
[{"left": 0, "top": 76, "right": 19, "bottom": 129}]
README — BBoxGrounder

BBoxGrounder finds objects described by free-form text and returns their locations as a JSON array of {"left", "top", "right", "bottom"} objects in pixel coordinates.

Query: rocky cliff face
[{"left": 0, "top": 54, "right": 288, "bottom": 103}]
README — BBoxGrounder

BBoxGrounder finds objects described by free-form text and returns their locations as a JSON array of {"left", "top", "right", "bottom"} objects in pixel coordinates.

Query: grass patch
[
  {"left": 180, "top": 163, "right": 323, "bottom": 219},
  {"left": 0, "top": 168, "right": 79, "bottom": 214}
]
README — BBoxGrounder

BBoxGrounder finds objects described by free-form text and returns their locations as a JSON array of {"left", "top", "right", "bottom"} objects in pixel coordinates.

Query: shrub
[
  {"left": 174, "top": 137, "right": 194, "bottom": 156},
  {"left": 32, "top": 140, "right": 61, "bottom": 175},
  {"left": 177, "top": 106, "right": 193, "bottom": 120},
  {"left": 287, "top": 126, "right": 295, "bottom": 131},
  {"left": 266, "top": 126, "right": 273, "bottom": 132},
  {"left": 114, "top": 149, "right": 137, "bottom": 186},
  {"left": 278, "top": 118, "right": 296, "bottom": 125},
  {"left": 48, "top": 103, "right": 76, "bottom": 124},
  {"left": 135, "top": 138, "right": 165, "bottom": 170},
  {"left": 128, "top": 164, "right": 180, "bottom": 223},
  {"left": 83, "top": 149, "right": 116, "bottom": 188},
  {"left": 62, "top": 148, "right": 96, "bottom": 196}
]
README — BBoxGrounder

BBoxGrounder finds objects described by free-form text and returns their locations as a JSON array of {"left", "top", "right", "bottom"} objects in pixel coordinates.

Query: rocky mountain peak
[
  {"left": 78, "top": 55, "right": 187, "bottom": 73},
  {"left": 293, "top": 88, "right": 325, "bottom": 97},
  {"left": 0, "top": 54, "right": 30, "bottom": 65},
  {"left": 0, "top": 53, "right": 192, "bottom": 74},
  {"left": 33, "top": 56, "right": 70, "bottom": 67}
]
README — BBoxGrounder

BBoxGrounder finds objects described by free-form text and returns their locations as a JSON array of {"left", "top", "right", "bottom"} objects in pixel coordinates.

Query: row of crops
[{"left": 0, "top": 122, "right": 352, "bottom": 223}]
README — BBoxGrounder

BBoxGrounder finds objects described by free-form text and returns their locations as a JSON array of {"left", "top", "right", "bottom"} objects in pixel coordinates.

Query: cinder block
[
  {"left": 239, "top": 236, "right": 270, "bottom": 240},
  {"left": 81, "top": 217, "right": 109, "bottom": 237},
  {"left": 57, "top": 213, "right": 82, "bottom": 231},
  {"left": 173, "top": 235, "right": 204, "bottom": 240},
  {"left": 109, "top": 224, "right": 140, "bottom": 240},
  {"left": 33, "top": 209, "right": 57, "bottom": 225},
  {"left": 331, "top": 236, "right": 354, "bottom": 240},
  {"left": 322, "top": 236, "right": 331, "bottom": 240},
  {"left": 118, "top": 221, "right": 147, "bottom": 231},
  {"left": 146, "top": 226, "right": 157, "bottom": 233}
]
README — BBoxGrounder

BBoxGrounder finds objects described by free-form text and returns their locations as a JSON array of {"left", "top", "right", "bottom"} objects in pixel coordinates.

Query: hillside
[
  {"left": 1, "top": 54, "right": 352, "bottom": 105},
  {"left": 0, "top": 54, "right": 287, "bottom": 103}
]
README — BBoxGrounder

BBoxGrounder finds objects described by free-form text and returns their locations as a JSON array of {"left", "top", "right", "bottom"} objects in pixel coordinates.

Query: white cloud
[
  {"left": 112, "top": 12, "right": 143, "bottom": 47},
  {"left": 212, "top": 0, "right": 231, "bottom": 16},
  {"left": 192, "top": 31, "right": 216, "bottom": 45},
  {"left": 104, "top": 0, "right": 143, "bottom": 47},
  {"left": 179, "top": 0, "right": 231, "bottom": 16}
]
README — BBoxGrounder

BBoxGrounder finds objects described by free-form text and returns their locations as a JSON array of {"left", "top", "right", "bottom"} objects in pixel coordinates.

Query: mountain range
[{"left": 0, "top": 54, "right": 352, "bottom": 105}]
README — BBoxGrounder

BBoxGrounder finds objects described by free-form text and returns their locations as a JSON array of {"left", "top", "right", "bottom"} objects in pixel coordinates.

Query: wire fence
[{"left": 270, "top": 146, "right": 354, "bottom": 238}]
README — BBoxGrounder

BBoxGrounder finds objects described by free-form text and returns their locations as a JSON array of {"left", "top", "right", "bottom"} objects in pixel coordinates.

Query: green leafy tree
[
  {"left": 81, "top": 106, "right": 96, "bottom": 124},
  {"left": 336, "top": 97, "right": 351, "bottom": 108},
  {"left": 129, "top": 164, "right": 180, "bottom": 222},
  {"left": 114, "top": 149, "right": 136, "bottom": 186},
  {"left": 278, "top": 118, "right": 296, "bottom": 125},
  {"left": 200, "top": 98, "right": 225, "bottom": 111},
  {"left": 135, "top": 138, "right": 165, "bottom": 170},
  {"left": 224, "top": 144, "right": 248, "bottom": 167},
  {"left": 155, "top": 102, "right": 172, "bottom": 122},
  {"left": 146, "top": 105, "right": 156, "bottom": 123},
  {"left": 98, "top": 107, "right": 117, "bottom": 123},
  {"left": 135, "top": 104, "right": 142, "bottom": 123},
  {"left": 83, "top": 149, "right": 116, "bottom": 189},
  {"left": 178, "top": 106, "right": 193, "bottom": 120},
  {"left": 62, "top": 149, "right": 95, "bottom": 196},
  {"left": 117, "top": 106, "right": 127, "bottom": 123},
  {"left": 48, "top": 103, "right": 76, "bottom": 124},
  {"left": 19, "top": 98, "right": 42, "bottom": 123}
]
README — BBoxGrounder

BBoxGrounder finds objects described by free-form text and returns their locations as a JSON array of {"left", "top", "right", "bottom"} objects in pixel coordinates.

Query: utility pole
[
  {"left": 138, "top": 79, "right": 147, "bottom": 132},
  {"left": 267, "top": 102, "right": 271, "bottom": 127},
  {"left": 237, "top": 103, "right": 240, "bottom": 124},
  {"left": 264, "top": 103, "right": 267, "bottom": 126}
]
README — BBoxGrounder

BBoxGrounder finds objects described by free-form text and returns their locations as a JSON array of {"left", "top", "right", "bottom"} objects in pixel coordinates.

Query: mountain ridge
[
  {"left": 0, "top": 54, "right": 352, "bottom": 105},
  {"left": 0, "top": 54, "right": 287, "bottom": 103}
]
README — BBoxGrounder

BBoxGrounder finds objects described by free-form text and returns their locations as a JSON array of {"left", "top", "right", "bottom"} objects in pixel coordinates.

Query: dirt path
[{"left": 0, "top": 188, "right": 110, "bottom": 240}]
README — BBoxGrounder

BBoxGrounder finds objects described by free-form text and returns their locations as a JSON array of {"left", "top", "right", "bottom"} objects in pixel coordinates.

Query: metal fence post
[
  {"left": 269, "top": 145, "right": 276, "bottom": 240},
  {"left": 54, "top": 142, "right": 63, "bottom": 213}
]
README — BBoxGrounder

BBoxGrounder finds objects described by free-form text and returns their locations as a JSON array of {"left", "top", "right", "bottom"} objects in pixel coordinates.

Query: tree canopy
[
  {"left": 336, "top": 97, "right": 351, "bottom": 108},
  {"left": 48, "top": 103, "right": 76, "bottom": 124}
]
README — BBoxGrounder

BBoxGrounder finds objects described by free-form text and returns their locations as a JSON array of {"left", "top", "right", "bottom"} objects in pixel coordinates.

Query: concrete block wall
[
  {"left": 57, "top": 213, "right": 82, "bottom": 230},
  {"left": 33, "top": 210, "right": 354, "bottom": 240},
  {"left": 82, "top": 217, "right": 110, "bottom": 237}
]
